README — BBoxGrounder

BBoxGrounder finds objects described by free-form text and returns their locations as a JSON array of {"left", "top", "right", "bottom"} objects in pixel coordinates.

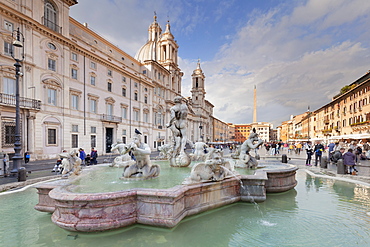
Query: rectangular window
[
  {"left": 107, "top": 82, "right": 112, "bottom": 92},
  {"left": 90, "top": 61, "right": 96, "bottom": 69},
  {"left": 107, "top": 104, "right": 113, "bottom": 116},
  {"left": 3, "top": 123, "right": 15, "bottom": 145},
  {"left": 48, "top": 58, "right": 56, "bottom": 71},
  {"left": 48, "top": 88, "right": 57, "bottom": 106},
  {"left": 122, "top": 76, "right": 126, "bottom": 82},
  {"left": 71, "top": 68, "right": 78, "bottom": 79},
  {"left": 48, "top": 128, "right": 57, "bottom": 145},
  {"left": 134, "top": 110, "right": 139, "bottom": 121},
  {"left": 72, "top": 124, "right": 78, "bottom": 132},
  {"left": 3, "top": 77, "right": 15, "bottom": 95},
  {"left": 144, "top": 112, "right": 149, "bottom": 123},
  {"left": 4, "top": 41, "right": 12, "bottom": 56},
  {"left": 90, "top": 99, "right": 97, "bottom": 113},
  {"left": 71, "top": 52, "right": 78, "bottom": 61},
  {"left": 143, "top": 70, "right": 146, "bottom": 74},
  {"left": 122, "top": 88, "right": 126, "bottom": 97},
  {"left": 134, "top": 92, "right": 138, "bottom": 101},
  {"left": 4, "top": 20, "right": 13, "bottom": 31},
  {"left": 71, "top": 94, "right": 79, "bottom": 110},
  {"left": 72, "top": 134, "right": 78, "bottom": 148},
  {"left": 90, "top": 76, "right": 96, "bottom": 86},
  {"left": 108, "top": 70, "right": 112, "bottom": 76},
  {"left": 122, "top": 129, "right": 127, "bottom": 135},
  {"left": 134, "top": 82, "right": 138, "bottom": 87},
  {"left": 91, "top": 135, "right": 96, "bottom": 148},
  {"left": 122, "top": 107, "right": 127, "bottom": 119},
  {"left": 122, "top": 136, "right": 126, "bottom": 144},
  {"left": 91, "top": 126, "right": 96, "bottom": 133}
]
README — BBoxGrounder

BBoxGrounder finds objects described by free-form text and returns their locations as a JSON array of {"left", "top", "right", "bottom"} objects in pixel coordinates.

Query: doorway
[{"left": 106, "top": 127, "right": 113, "bottom": 153}]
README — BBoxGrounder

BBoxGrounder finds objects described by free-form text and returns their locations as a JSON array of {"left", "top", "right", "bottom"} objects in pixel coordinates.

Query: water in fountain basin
[{"left": 1, "top": 169, "right": 370, "bottom": 246}]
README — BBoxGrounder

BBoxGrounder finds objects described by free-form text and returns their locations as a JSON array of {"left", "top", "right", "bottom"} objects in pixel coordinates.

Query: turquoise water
[
  {"left": 69, "top": 161, "right": 255, "bottom": 193},
  {"left": 1, "top": 169, "right": 370, "bottom": 246}
]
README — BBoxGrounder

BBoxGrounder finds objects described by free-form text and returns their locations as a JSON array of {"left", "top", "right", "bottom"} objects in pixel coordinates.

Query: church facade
[{"left": 0, "top": 0, "right": 218, "bottom": 160}]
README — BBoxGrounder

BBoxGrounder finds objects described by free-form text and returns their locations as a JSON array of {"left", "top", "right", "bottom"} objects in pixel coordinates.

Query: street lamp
[
  {"left": 307, "top": 106, "right": 310, "bottom": 142},
  {"left": 10, "top": 27, "right": 25, "bottom": 174}
]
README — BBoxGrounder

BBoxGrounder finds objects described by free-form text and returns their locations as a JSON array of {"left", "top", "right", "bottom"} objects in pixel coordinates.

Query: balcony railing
[
  {"left": 42, "top": 17, "right": 62, "bottom": 33},
  {"left": 0, "top": 93, "right": 41, "bottom": 110},
  {"left": 100, "top": 114, "right": 122, "bottom": 123}
]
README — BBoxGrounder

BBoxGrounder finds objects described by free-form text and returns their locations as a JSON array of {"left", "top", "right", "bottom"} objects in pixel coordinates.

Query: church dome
[
  {"left": 135, "top": 14, "right": 161, "bottom": 62},
  {"left": 135, "top": 41, "right": 156, "bottom": 62}
]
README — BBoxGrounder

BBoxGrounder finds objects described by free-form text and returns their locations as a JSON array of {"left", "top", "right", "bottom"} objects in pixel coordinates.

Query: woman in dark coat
[{"left": 343, "top": 149, "right": 357, "bottom": 174}]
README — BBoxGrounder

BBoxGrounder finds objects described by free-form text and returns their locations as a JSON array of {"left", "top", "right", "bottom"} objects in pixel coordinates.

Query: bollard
[
  {"left": 321, "top": 156, "right": 328, "bottom": 169},
  {"left": 337, "top": 160, "right": 345, "bottom": 174},
  {"left": 18, "top": 167, "right": 27, "bottom": 182},
  {"left": 282, "top": 154, "right": 288, "bottom": 163}
]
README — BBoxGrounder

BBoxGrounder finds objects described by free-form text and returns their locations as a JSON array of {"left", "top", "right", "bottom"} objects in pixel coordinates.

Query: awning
[{"left": 328, "top": 134, "right": 370, "bottom": 140}]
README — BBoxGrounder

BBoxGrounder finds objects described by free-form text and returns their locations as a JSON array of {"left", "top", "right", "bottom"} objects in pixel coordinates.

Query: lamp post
[
  {"left": 307, "top": 106, "right": 310, "bottom": 142},
  {"left": 10, "top": 27, "right": 25, "bottom": 174}
]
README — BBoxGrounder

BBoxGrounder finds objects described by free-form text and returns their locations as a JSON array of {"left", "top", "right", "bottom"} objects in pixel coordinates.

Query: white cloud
[
  {"left": 195, "top": 0, "right": 370, "bottom": 127},
  {"left": 70, "top": 0, "right": 370, "bottom": 128}
]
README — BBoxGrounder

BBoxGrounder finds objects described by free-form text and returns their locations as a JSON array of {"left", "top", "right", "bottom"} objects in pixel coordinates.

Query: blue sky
[{"left": 70, "top": 0, "right": 370, "bottom": 127}]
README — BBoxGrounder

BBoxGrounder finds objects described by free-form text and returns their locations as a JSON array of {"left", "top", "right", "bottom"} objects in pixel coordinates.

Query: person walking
[
  {"left": 90, "top": 148, "right": 98, "bottom": 165},
  {"left": 314, "top": 141, "right": 325, "bottom": 166},
  {"left": 79, "top": 148, "right": 86, "bottom": 165},
  {"left": 305, "top": 142, "right": 313, "bottom": 166}
]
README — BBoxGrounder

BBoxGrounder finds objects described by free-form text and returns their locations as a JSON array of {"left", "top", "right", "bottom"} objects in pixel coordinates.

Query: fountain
[{"left": 34, "top": 97, "right": 297, "bottom": 232}]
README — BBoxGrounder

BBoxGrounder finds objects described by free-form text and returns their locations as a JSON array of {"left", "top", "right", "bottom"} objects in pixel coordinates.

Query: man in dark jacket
[{"left": 314, "top": 141, "right": 325, "bottom": 166}]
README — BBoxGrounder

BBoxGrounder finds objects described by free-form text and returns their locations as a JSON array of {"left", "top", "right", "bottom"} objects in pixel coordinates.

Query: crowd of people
[{"left": 263, "top": 140, "right": 369, "bottom": 175}]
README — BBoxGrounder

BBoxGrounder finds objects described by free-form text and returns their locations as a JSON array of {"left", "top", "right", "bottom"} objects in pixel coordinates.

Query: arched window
[{"left": 44, "top": 1, "right": 58, "bottom": 32}]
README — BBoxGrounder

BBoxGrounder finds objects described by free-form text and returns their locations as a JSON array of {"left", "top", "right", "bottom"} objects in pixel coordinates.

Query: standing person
[
  {"left": 270, "top": 142, "right": 277, "bottom": 155},
  {"left": 90, "top": 148, "right": 98, "bottom": 165},
  {"left": 333, "top": 142, "right": 341, "bottom": 152},
  {"left": 327, "top": 142, "right": 336, "bottom": 162},
  {"left": 296, "top": 142, "right": 302, "bottom": 155},
  {"left": 79, "top": 148, "right": 86, "bottom": 166},
  {"left": 343, "top": 149, "right": 357, "bottom": 175},
  {"left": 314, "top": 141, "right": 325, "bottom": 166},
  {"left": 363, "top": 142, "right": 370, "bottom": 152},
  {"left": 305, "top": 142, "right": 313, "bottom": 166},
  {"left": 24, "top": 152, "right": 30, "bottom": 164},
  {"left": 3, "top": 154, "right": 8, "bottom": 176},
  {"left": 355, "top": 145, "right": 363, "bottom": 164}
]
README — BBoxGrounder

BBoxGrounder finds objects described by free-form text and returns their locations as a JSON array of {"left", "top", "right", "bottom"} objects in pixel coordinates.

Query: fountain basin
[
  {"left": 35, "top": 163, "right": 298, "bottom": 232},
  {"left": 47, "top": 178, "right": 242, "bottom": 232}
]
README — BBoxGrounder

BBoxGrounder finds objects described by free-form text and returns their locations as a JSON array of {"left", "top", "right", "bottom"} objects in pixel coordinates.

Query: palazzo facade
[{"left": 0, "top": 0, "right": 217, "bottom": 160}]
